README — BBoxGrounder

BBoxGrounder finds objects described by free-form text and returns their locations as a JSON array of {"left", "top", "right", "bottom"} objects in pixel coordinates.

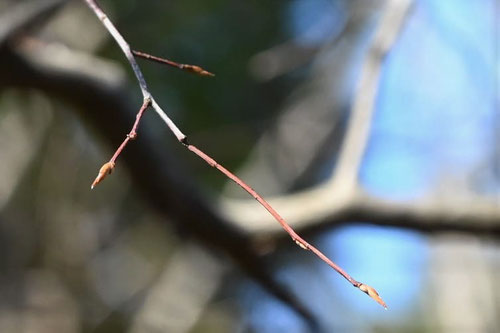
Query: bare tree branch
[
  {"left": 4, "top": 1, "right": 497, "bottom": 327},
  {"left": 82, "top": 0, "right": 387, "bottom": 308}
]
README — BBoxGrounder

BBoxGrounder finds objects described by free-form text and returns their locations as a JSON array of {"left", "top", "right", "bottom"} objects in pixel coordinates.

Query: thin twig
[
  {"left": 133, "top": 50, "right": 215, "bottom": 77},
  {"left": 83, "top": 0, "right": 387, "bottom": 309},
  {"left": 185, "top": 143, "right": 386, "bottom": 308},
  {"left": 110, "top": 98, "right": 151, "bottom": 163},
  {"left": 91, "top": 98, "right": 151, "bottom": 189}
]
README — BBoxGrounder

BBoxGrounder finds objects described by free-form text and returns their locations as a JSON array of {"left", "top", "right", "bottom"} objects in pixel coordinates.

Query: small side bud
[
  {"left": 294, "top": 239, "right": 309, "bottom": 250},
  {"left": 91, "top": 161, "right": 115, "bottom": 189},
  {"left": 359, "top": 283, "right": 387, "bottom": 309}
]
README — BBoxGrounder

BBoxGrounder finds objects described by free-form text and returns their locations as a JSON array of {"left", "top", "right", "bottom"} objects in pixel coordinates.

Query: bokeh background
[{"left": 0, "top": 0, "right": 499, "bottom": 332}]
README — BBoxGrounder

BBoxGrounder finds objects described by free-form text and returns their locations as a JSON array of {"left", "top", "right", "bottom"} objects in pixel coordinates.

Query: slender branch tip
[{"left": 133, "top": 50, "right": 215, "bottom": 77}]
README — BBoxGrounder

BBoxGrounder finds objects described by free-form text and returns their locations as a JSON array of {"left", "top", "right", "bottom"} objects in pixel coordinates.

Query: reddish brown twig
[
  {"left": 185, "top": 143, "right": 387, "bottom": 309},
  {"left": 91, "top": 98, "right": 151, "bottom": 189},
  {"left": 84, "top": 0, "right": 386, "bottom": 309},
  {"left": 133, "top": 50, "right": 215, "bottom": 77}
]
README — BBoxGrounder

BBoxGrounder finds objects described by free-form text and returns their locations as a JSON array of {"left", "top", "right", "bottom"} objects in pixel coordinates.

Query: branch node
[{"left": 294, "top": 239, "right": 309, "bottom": 250}]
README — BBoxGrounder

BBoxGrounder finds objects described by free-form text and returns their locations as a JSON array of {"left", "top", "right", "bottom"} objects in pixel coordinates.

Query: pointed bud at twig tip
[
  {"left": 183, "top": 64, "right": 215, "bottom": 77},
  {"left": 200, "top": 70, "right": 215, "bottom": 77},
  {"left": 358, "top": 283, "right": 387, "bottom": 309},
  {"left": 91, "top": 161, "right": 115, "bottom": 189}
]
